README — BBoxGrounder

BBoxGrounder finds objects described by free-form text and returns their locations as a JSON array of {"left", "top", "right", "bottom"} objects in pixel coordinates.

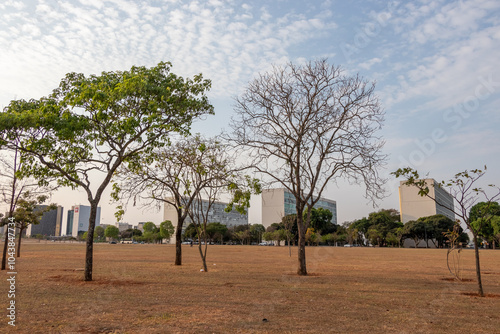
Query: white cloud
[{"left": 358, "top": 57, "right": 382, "bottom": 70}]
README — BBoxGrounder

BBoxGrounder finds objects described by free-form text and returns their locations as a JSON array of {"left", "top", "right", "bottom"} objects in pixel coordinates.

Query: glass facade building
[{"left": 283, "top": 190, "right": 337, "bottom": 224}]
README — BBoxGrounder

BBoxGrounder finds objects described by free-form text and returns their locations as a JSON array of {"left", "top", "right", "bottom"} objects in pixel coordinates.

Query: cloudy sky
[{"left": 1, "top": 0, "right": 499, "bottom": 229}]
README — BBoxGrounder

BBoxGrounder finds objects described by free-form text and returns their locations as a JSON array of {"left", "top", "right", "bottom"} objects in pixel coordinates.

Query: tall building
[
  {"left": 399, "top": 179, "right": 455, "bottom": 223},
  {"left": 65, "top": 205, "right": 101, "bottom": 236},
  {"left": 249, "top": 188, "right": 338, "bottom": 228},
  {"left": 115, "top": 222, "right": 133, "bottom": 232},
  {"left": 26, "top": 205, "right": 64, "bottom": 237},
  {"left": 163, "top": 197, "right": 248, "bottom": 242}
]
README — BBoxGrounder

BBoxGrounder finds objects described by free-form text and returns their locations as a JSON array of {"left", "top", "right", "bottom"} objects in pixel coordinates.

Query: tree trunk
[
  {"left": 473, "top": 234, "right": 484, "bottom": 297},
  {"left": 288, "top": 237, "right": 291, "bottom": 257},
  {"left": 84, "top": 202, "right": 98, "bottom": 281},
  {"left": 16, "top": 226, "right": 24, "bottom": 258},
  {"left": 1, "top": 229, "right": 9, "bottom": 270},
  {"left": 297, "top": 215, "right": 307, "bottom": 276},
  {"left": 198, "top": 239, "right": 208, "bottom": 272},
  {"left": 2, "top": 210, "right": 15, "bottom": 270},
  {"left": 175, "top": 217, "right": 183, "bottom": 266}
]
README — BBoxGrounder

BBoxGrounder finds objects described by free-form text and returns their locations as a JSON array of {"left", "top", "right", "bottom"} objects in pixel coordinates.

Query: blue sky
[{"left": 1, "top": 0, "right": 499, "bottom": 228}]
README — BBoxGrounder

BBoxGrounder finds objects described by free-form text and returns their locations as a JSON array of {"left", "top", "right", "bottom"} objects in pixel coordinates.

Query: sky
[{"left": 1, "top": 0, "right": 499, "bottom": 230}]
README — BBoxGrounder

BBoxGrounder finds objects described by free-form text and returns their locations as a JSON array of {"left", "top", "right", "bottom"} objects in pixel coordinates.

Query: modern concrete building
[
  {"left": 399, "top": 179, "right": 455, "bottom": 223},
  {"left": 65, "top": 205, "right": 101, "bottom": 236},
  {"left": 163, "top": 197, "right": 248, "bottom": 242},
  {"left": 249, "top": 188, "right": 338, "bottom": 228},
  {"left": 26, "top": 205, "right": 64, "bottom": 237}
]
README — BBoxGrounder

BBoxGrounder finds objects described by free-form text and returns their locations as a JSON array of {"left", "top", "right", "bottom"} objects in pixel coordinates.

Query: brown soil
[{"left": 1, "top": 241, "right": 499, "bottom": 333}]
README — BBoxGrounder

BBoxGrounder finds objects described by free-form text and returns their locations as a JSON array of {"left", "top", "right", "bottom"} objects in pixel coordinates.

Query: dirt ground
[{"left": 0, "top": 240, "right": 499, "bottom": 333}]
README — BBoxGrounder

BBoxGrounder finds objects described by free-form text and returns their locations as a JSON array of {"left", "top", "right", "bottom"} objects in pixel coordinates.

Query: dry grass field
[{"left": 1, "top": 241, "right": 499, "bottom": 333}]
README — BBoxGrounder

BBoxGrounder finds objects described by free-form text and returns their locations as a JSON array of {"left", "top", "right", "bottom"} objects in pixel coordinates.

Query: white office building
[
  {"left": 399, "top": 179, "right": 455, "bottom": 223},
  {"left": 249, "top": 188, "right": 337, "bottom": 228}
]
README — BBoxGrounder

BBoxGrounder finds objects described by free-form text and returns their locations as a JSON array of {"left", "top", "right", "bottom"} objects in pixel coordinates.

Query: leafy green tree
[
  {"left": 183, "top": 223, "right": 198, "bottom": 240},
  {"left": 470, "top": 202, "right": 500, "bottom": 249},
  {"left": 491, "top": 216, "right": 500, "bottom": 247},
  {"left": 367, "top": 227, "right": 384, "bottom": 246},
  {"left": 11, "top": 194, "right": 57, "bottom": 257},
  {"left": 272, "top": 229, "right": 286, "bottom": 246},
  {"left": 143, "top": 222, "right": 157, "bottom": 234},
  {"left": 0, "top": 62, "right": 213, "bottom": 281},
  {"left": 104, "top": 225, "right": 120, "bottom": 241},
  {"left": 322, "top": 233, "right": 335, "bottom": 246},
  {"left": 307, "top": 208, "right": 334, "bottom": 234},
  {"left": 385, "top": 232, "right": 399, "bottom": 247},
  {"left": 393, "top": 166, "right": 500, "bottom": 297},
  {"left": 229, "top": 59, "right": 386, "bottom": 275},
  {"left": 403, "top": 220, "right": 427, "bottom": 248},
  {"left": 206, "top": 222, "right": 228, "bottom": 244},
  {"left": 160, "top": 220, "right": 175, "bottom": 242},
  {"left": 249, "top": 224, "right": 266, "bottom": 243},
  {"left": 417, "top": 214, "right": 456, "bottom": 248},
  {"left": 262, "top": 231, "right": 273, "bottom": 243},
  {"left": 305, "top": 228, "right": 317, "bottom": 246},
  {"left": 469, "top": 201, "right": 500, "bottom": 222},
  {"left": 234, "top": 230, "right": 250, "bottom": 245},
  {"left": 114, "top": 135, "right": 258, "bottom": 267},
  {"left": 348, "top": 209, "right": 402, "bottom": 246},
  {"left": 82, "top": 231, "right": 88, "bottom": 241},
  {"left": 94, "top": 226, "right": 105, "bottom": 241}
]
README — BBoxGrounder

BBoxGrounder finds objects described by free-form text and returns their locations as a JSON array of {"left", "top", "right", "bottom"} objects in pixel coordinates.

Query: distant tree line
[{"left": 343, "top": 208, "right": 470, "bottom": 248}]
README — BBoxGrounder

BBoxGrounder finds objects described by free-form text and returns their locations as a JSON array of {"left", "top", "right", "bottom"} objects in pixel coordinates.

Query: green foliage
[
  {"left": 403, "top": 220, "right": 428, "bottom": 247},
  {"left": 182, "top": 223, "right": 198, "bottom": 239},
  {"left": 0, "top": 62, "right": 214, "bottom": 280},
  {"left": 392, "top": 166, "right": 500, "bottom": 296},
  {"left": 114, "top": 205, "right": 125, "bottom": 223},
  {"left": 469, "top": 202, "right": 500, "bottom": 247},
  {"left": 348, "top": 209, "right": 402, "bottom": 246},
  {"left": 225, "top": 176, "right": 262, "bottom": 215},
  {"left": 305, "top": 208, "right": 334, "bottom": 234},
  {"left": 0, "top": 62, "right": 213, "bottom": 191},
  {"left": 159, "top": 220, "right": 175, "bottom": 240},
  {"left": 417, "top": 214, "right": 456, "bottom": 248},
  {"left": 469, "top": 202, "right": 500, "bottom": 222},
  {"left": 249, "top": 224, "right": 266, "bottom": 243},
  {"left": 104, "top": 225, "right": 120, "bottom": 240},
  {"left": 206, "top": 222, "right": 228, "bottom": 242},
  {"left": 305, "top": 228, "right": 319, "bottom": 245},
  {"left": 262, "top": 231, "right": 274, "bottom": 242},
  {"left": 94, "top": 226, "right": 105, "bottom": 241},
  {"left": 143, "top": 222, "right": 157, "bottom": 233}
]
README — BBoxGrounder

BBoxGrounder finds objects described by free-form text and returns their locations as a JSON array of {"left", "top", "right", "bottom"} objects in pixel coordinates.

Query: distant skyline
[{"left": 1, "top": 0, "right": 499, "bottom": 227}]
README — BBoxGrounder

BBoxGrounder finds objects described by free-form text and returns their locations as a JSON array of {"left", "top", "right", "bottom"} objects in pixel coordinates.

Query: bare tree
[
  {"left": 114, "top": 135, "right": 256, "bottom": 267},
  {"left": 393, "top": 166, "right": 500, "bottom": 297},
  {"left": 229, "top": 59, "right": 386, "bottom": 275},
  {"left": 188, "top": 182, "right": 225, "bottom": 272},
  {"left": 0, "top": 146, "right": 53, "bottom": 269}
]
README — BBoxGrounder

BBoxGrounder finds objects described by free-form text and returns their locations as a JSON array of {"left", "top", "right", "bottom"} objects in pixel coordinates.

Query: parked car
[
  {"left": 109, "top": 241, "right": 117, "bottom": 244},
  {"left": 344, "top": 244, "right": 353, "bottom": 247}
]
